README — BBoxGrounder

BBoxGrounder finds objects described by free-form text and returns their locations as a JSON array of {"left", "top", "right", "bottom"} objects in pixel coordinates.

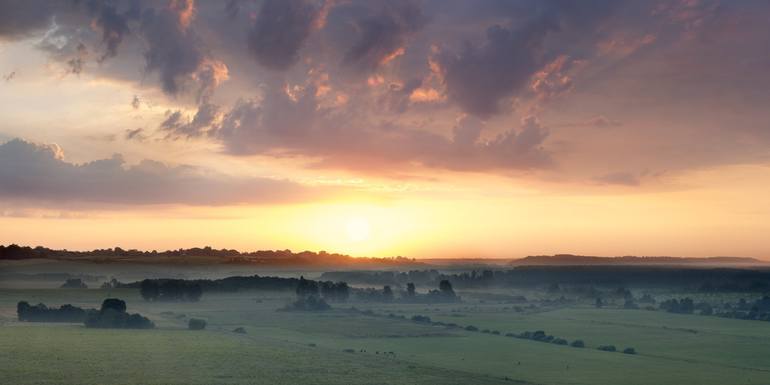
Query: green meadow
[{"left": 2, "top": 288, "right": 770, "bottom": 385}]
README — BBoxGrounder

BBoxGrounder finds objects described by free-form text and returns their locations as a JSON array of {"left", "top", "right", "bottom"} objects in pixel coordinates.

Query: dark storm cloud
[
  {"left": 248, "top": 0, "right": 321, "bottom": 70},
  {"left": 212, "top": 84, "right": 550, "bottom": 172},
  {"left": 343, "top": 0, "right": 427, "bottom": 73},
  {"left": 86, "top": 0, "right": 139, "bottom": 62},
  {"left": 0, "top": 139, "right": 318, "bottom": 205},
  {"left": 140, "top": 2, "right": 206, "bottom": 95},
  {"left": 0, "top": 0, "right": 58, "bottom": 39},
  {"left": 435, "top": 0, "right": 619, "bottom": 117}
]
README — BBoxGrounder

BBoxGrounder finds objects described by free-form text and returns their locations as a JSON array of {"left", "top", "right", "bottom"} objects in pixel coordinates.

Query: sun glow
[{"left": 345, "top": 217, "right": 371, "bottom": 242}]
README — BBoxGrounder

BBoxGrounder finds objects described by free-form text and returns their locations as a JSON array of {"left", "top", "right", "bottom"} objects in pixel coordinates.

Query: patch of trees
[
  {"left": 283, "top": 295, "right": 331, "bottom": 311},
  {"left": 323, "top": 266, "right": 770, "bottom": 293},
  {"left": 0, "top": 244, "right": 419, "bottom": 266},
  {"left": 60, "top": 278, "right": 88, "bottom": 289},
  {"left": 140, "top": 279, "right": 202, "bottom": 302},
  {"left": 597, "top": 345, "right": 617, "bottom": 352},
  {"left": 320, "top": 281, "right": 351, "bottom": 302},
  {"left": 295, "top": 276, "right": 350, "bottom": 302},
  {"left": 127, "top": 275, "right": 349, "bottom": 302},
  {"left": 282, "top": 277, "right": 333, "bottom": 311},
  {"left": 17, "top": 301, "right": 94, "bottom": 322},
  {"left": 84, "top": 298, "right": 154, "bottom": 329},
  {"left": 659, "top": 298, "right": 695, "bottom": 314},
  {"left": 709, "top": 296, "right": 770, "bottom": 321}
]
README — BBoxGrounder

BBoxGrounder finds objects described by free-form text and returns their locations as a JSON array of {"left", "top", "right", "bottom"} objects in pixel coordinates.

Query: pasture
[{"left": 2, "top": 287, "right": 770, "bottom": 385}]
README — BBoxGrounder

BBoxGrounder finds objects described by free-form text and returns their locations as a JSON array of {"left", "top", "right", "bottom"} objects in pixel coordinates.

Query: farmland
[{"left": 2, "top": 284, "right": 770, "bottom": 385}]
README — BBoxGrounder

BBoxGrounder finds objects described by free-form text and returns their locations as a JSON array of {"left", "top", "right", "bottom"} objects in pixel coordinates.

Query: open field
[{"left": 2, "top": 288, "right": 770, "bottom": 385}]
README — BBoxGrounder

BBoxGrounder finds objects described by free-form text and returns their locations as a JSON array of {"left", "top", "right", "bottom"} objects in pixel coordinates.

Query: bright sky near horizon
[{"left": 1, "top": 0, "right": 770, "bottom": 259}]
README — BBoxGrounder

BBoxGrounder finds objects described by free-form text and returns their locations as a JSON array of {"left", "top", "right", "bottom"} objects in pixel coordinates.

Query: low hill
[{"left": 508, "top": 254, "right": 764, "bottom": 266}]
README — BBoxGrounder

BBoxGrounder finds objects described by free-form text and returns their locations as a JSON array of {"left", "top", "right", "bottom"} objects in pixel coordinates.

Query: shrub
[
  {"left": 411, "top": 315, "right": 432, "bottom": 323},
  {"left": 597, "top": 345, "right": 617, "bottom": 352},
  {"left": 623, "top": 347, "right": 637, "bottom": 354},
  {"left": 232, "top": 327, "right": 247, "bottom": 334},
  {"left": 84, "top": 299, "right": 153, "bottom": 329},
  {"left": 570, "top": 340, "right": 585, "bottom": 348},
  {"left": 552, "top": 338, "right": 568, "bottom": 345},
  {"left": 188, "top": 318, "right": 207, "bottom": 330},
  {"left": 465, "top": 325, "right": 478, "bottom": 331},
  {"left": 17, "top": 301, "right": 92, "bottom": 323}
]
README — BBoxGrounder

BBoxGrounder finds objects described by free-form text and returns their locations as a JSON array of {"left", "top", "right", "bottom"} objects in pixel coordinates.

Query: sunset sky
[{"left": 1, "top": 0, "right": 770, "bottom": 259}]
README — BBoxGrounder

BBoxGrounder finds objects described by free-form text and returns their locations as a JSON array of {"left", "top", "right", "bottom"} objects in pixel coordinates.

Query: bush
[
  {"left": 17, "top": 301, "right": 93, "bottom": 322},
  {"left": 465, "top": 325, "right": 478, "bottom": 331},
  {"left": 411, "top": 315, "right": 431, "bottom": 323},
  {"left": 570, "top": 340, "right": 585, "bottom": 348},
  {"left": 232, "top": 327, "right": 247, "bottom": 334},
  {"left": 623, "top": 347, "right": 637, "bottom": 354},
  {"left": 188, "top": 318, "right": 207, "bottom": 330},
  {"left": 597, "top": 345, "right": 617, "bottom": 352},
  {"left": 84, "top": 298, "right": 154, "bottom": 329},
  {"left": 552, "top": 338, "right": 568, "bottom": 345}
]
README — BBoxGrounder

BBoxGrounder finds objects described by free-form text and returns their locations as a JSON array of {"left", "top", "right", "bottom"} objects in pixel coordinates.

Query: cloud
[
  {"left": 434, "top": 0, "right": 619, "bottom": 117},
  {"left": 140, "top": 3, "right": 205, "bottom": 95},
  {"left": 210, "top": 83, "right": 551, "bottom": 173},
  {"left": 248, "top": 0, "right": 322, "bottom": 70},
  {"left": 124, "top": 128, "right": 147, "bottom": 141},
  {"left": 86, "top": 0, "right": 139, "bottom": 62},
  {"left": 594, "top": 171, "right": 640, "bottom": 186},
  {"left": 160, "top": 102, "right": 222, "bottom": 138},
  {"left": 343, "top": 0, "right": 427, "bottom": 72},
  {"left": 0, "top": 0, "right": 58, "bottom": 40},
  {"left": 0, "top": 138, "right": 318, "bottom": 206}
]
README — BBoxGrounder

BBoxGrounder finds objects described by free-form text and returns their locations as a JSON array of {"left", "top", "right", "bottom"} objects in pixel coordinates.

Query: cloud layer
[
  {"left": 0, "top": 139, "right": 316, "bottom": 206},
  {"left": 3, "top": 0, "right": 770, "bottom": 184}
]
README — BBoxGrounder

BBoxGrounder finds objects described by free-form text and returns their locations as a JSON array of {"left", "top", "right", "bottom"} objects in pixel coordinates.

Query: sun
[{"left": 345, "top": 217, "right": 371, "bottom": 242}]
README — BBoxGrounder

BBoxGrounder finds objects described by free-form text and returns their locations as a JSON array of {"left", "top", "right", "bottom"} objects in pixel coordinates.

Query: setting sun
[{"left": 345, "top": 217, "right": 371, "bottom": 243}]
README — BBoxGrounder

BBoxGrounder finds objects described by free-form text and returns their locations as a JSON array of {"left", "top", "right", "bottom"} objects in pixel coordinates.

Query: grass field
[{"left": 2, "top": 288, "right": 770, "bottom": 385}]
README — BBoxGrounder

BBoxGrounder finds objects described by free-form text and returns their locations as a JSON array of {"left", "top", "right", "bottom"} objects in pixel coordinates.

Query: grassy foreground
[{"left": 1, "top": 289, "right": 770, "bottom": 385}]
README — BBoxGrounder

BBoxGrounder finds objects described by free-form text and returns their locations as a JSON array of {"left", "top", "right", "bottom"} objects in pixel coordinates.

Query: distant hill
[
  {"left": 508, "top": 254, "right": 764, "bottom": 266},
  {"left": 0, "top": 244, "right": 422, "bottom": 267}
]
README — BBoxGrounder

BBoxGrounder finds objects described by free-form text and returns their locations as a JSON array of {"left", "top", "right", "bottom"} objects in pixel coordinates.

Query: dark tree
[
  {"left": 383, "top": 286, "right": 394, "bottom": 302},
  {"left": 406, "top": 283, "right": 416, "bottom": 296},
  {"left": 101, "top": 298, "right": 127, "bottom": 313},
  {"left": 439, "top": 280, "right": 455, "bottom": 296},
  {"left": 140, "top": 279, "right": 160, "bottom": 301},
  {"left": 296, "top": 276, "right": 319, "bottom": 298}
]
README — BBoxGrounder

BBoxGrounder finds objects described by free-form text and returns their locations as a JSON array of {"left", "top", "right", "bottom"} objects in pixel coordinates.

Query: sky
[{"left": 1, "top": 0, "right": 770, "bottom": 259}]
